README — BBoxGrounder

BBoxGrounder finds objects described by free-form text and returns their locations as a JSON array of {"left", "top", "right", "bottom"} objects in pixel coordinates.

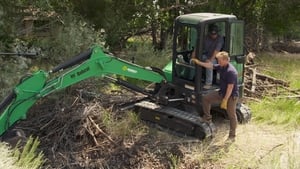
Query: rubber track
[{"left": 135, "top": 101, "right": 216, "bottom": 139}]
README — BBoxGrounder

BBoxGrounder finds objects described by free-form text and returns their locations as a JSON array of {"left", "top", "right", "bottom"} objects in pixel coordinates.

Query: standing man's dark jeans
[{"left": 202, "top": 91, "right": 238, "bottom": 138}]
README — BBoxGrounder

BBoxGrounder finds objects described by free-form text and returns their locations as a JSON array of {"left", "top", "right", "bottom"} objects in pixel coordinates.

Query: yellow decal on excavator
[{"left": 122, "top": 66, "right": 137, "bottom": 73}]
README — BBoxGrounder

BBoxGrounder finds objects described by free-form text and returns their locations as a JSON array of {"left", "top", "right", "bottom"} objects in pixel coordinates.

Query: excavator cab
[{"left": 163, "top": 13, "right": 246, "bottom": 107}]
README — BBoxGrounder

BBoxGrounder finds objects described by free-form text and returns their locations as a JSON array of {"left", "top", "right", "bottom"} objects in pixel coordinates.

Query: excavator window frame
[{"left": 172, "top": 23, "right": 199, "bottom": 84}]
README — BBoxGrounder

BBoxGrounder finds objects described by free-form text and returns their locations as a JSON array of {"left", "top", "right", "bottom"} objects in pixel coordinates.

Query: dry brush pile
[
  {"left": 244, "top": 52, "right": 300, "bottom": 100},
  {"left": 17, "top": 82, "right": 201, "bottom": 169}
]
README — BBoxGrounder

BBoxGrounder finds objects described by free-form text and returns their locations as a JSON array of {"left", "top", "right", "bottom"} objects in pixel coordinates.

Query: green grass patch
[
  {"left": 124, "top": 37, "right": 172, "bottom": 69},
  {"left": 249, "top": 53, "right": 300, "bottom": 127},
  {"left": 103, "top": 110, "right": 148, "bottom": 139},
  {"left": 0, "top": 143, "right": 17, "bottom": 169},
  {"left": 256, "top": 53, "right": 300, "bottom": 89},
  {"left": 111, "top": 37, "right": 173, "bottom": 89},
  {"left": 0, "top": 137, "right": 44, "bottom": 169},
  {"left": 249, "top": 97, "right": 300, "bottom": 127}
]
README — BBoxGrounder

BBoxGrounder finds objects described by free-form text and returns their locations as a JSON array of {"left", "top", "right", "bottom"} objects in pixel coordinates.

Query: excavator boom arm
[{"left": 0, "top": 46, "right": 166, "bottom": 136}]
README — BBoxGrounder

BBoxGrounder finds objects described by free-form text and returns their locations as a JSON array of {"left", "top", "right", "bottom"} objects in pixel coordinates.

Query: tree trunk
[{"left": 151, "top": 22, "right": 159, "bottom": 49}]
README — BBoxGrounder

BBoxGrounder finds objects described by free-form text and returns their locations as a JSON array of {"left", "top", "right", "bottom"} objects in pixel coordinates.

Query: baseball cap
[{"left": 209, "top": 24, "right": 218, "bottom": 35}]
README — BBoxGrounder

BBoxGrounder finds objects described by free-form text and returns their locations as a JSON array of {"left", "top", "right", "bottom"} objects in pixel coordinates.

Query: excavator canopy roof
[{"left": 176, "top": 13, "right": 237, "bottom": 25}]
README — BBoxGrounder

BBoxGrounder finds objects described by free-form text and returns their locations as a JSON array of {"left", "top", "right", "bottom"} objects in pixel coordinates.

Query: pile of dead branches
[
  {"left": 244, "top": 52, "right": 300, "bottom": 100},
  {"left": 16, "top": 81, "right": 186, "bottom": 169}
]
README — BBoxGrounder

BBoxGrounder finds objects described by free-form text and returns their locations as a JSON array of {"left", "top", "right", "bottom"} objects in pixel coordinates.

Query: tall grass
[
  {"left": 116, "top": 37, "right": 173, "bottom": 88},
  {"left": 255, "top": 52, "right": 300, "bottom": 89},
  {"left": 125, "top": 37, "right": 172, "bottom": 69},
  {"left": 12, "top": 136, "right": 44, "bottom": 169},
  {"left": 0, "top": 137, "right": 44, "bottom": 169},
  {"left": 250, "top": 53, "right": 300, "bottom": 126},
  {"left": 250, "top": 98, "right": 300, "bottom": 127},
  {"left": 0, "top": 143, "right": 18, "bottom": 169},
  {"left": 102, "top": 110, "right": 148, "bottom": 139}
]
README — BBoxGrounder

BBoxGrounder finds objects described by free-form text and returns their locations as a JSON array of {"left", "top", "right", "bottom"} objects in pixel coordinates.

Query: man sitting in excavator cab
[
  {"left": 185, "top": 23, "right": 224, "bottom": 87},
  {"left": 200, "top": 23, "right": 224, "bottom": 89}
]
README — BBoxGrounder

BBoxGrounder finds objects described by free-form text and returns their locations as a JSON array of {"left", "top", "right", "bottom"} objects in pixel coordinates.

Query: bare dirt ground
[{"left": 212, "top": 119, "right": 300, "bottom": 168}]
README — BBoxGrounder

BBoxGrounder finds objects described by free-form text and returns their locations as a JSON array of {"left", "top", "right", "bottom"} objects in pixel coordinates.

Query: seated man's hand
[{"left": 191, "top": 58, "right": 199, "bottom": 64}]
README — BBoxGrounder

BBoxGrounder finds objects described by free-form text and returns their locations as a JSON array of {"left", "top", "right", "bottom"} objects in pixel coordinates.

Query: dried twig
[
  {"left": 88, "top": 116, "right": 133, "bottom": 157},
  {"left": 84, "top": 124, "right": 99, "bottom": 146},
  {"left": 250, "top": 67, "right": 257, "bottom": 92},
  {"left": 244, "top": 63, "right": 294, "bottom": 100},
  {"left": 258, "top": 143, "right": 284, "bottom": 163},
  {"left": 275, "top": 95, "right": 300, "bottom": 99}
]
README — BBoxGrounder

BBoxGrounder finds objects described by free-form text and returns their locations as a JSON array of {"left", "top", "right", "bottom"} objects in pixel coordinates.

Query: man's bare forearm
[
  {"left": 224, "top": 84, "right": 234, "bottom": 100},
  {"left": 191, "top": 58, "right": 213, "bottom": 69}
]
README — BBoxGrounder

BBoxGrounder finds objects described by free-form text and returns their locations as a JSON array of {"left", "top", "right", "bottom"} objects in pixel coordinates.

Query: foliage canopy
[{"left": 0, "top": 0, "right": 299, "bottom": 52}]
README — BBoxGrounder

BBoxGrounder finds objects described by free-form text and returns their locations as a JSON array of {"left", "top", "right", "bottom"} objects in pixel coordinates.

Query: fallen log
[
  {"left": 275, "top": 95, "right": 300, "bottom": 99},
  {"left": 255, "top": 72, "right": 289, "bottom": 87},
  {"left": 251, "top": 67, "right": 257, "bottom": 92}
]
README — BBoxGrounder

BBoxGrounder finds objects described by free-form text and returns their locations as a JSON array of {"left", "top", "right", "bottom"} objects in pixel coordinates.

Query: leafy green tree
[
  {"left": 70, "top": 0, "right": 209, "bottom": 50},
  {"left": 70, "top": 0, "right": 142, "bottom": 49},
  {"left": 0, "top": 1, "right": 23, "bottom": 51},
  {"left": 262, "top": 0, "right": 300, "bottom": 41},
  {"left": 1, "top": 0, "right": 299, "bottom": 52},
  {"left": 200, "top": 0, "right": 300, "bottom": 50}
]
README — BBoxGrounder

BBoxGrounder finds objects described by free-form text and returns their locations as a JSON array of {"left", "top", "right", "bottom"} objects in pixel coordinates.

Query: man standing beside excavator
[{"left": 192, "top": 51, "right": 239, "bottom": 141}]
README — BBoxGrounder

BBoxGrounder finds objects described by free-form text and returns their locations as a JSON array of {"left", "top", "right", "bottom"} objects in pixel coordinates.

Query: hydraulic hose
[
  {"left": 50, "top": 49, "right": 92, "bottom": 73},
  {"left": 0, "top": 91, "right": 16, "bottom": 116}
]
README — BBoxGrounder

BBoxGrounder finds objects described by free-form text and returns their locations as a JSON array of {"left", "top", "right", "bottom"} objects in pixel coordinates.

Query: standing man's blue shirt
[{"left": 214, "top": 63, "right": 239, "bottom": 97}]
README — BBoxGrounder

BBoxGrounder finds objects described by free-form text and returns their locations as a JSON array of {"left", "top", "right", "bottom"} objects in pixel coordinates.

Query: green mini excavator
[{"left": 0, "top": 13, "right": 251, "bottom": 140}]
